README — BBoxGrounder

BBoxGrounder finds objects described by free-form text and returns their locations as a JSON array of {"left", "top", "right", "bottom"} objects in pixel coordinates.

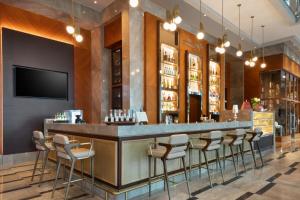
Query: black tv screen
[{"left": 14, "top": 66, "right": 68, "bottom": 99}]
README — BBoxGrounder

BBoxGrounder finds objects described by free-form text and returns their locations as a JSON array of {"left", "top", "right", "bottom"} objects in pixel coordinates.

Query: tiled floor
[
  {"left": 134, "top": 148, "right": 300, "bottom": 200},
  {"left": 1, "top": 148, "right": 300, "bottom": 200}
]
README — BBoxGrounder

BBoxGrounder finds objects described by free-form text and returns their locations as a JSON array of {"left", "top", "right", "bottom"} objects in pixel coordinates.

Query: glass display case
[
  {"left": 209, "top": 61, "right": 221, "bottom": 114},
  {"left": 260, "top": 70, "right": 300, "bottom": 136},
  {"left": 187, "top": 52, "right": 202, "bottom": 95},
  {"left": 159, "top": 43, "right": 179, "bottom": 122},
  {"left": 111, "top": 47, "right": 122, "bottom": 109}
]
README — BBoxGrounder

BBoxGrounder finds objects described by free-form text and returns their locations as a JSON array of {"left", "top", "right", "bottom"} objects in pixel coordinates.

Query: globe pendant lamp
[
  {"left": 196, "top": 0, "right": 205, "bottom": 40},
  {"left": 260, "top": 25, "right": 267, "bottom": 69},
  {"left": 236, "top": 4, "right": 243, "bottom": 57}
]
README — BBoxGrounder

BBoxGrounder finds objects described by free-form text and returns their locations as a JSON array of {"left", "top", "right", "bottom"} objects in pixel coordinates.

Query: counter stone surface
[{"left": 45, "top": 121, "right": 252, "bottom": 138}]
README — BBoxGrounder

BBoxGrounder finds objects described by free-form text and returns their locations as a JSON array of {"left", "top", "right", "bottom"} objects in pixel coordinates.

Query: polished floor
[{"left": 1, "top": 146, "right": 300, "bottom": 200}]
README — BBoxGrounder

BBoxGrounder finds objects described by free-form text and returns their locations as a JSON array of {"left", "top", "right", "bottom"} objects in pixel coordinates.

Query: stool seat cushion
[
  {"left": 148, "top": 147, "right": 186, "bottom": 159},
  {"left": 222, "top": 136, "right": 243, "bottom": 145},
  {"left": 58, "top": 148, "right": 95, "bottom": 160},
  {"left": 191, "top": 140, "right": 221, "bottom": 151},
  {"left": 36, "top": 142, "right": 55, "bottom": 151},
  {"left": 245, "top": 133, "right": 260, "bottom": 141}
]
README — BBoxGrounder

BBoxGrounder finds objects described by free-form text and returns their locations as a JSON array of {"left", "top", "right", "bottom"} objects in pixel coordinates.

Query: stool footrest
[{"left": 62, "top": 178, "right": 85, "bottom": 185}]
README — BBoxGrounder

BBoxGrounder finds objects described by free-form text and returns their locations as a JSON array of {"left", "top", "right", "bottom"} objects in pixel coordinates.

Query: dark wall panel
[{"left": 2, "top": 28, "right": 74, "bottom": 154}]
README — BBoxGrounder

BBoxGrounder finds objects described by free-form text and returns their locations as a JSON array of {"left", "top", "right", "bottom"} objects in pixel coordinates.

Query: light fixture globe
[
  {"left": 260, "top": 63, "right": 267, "bottom": 69},
  {"left": 219, "top": 47, "right": 226, "bottom": 54},
  {"left": 163, "top": 22, "right": 170, "bottom": 30},
  {"left": 197, "top": 31, "right": 205, "bottom": 40},
  {"left": 250, "top": 61, "right": 255, "bottom": 67},
  {"left": 224, "top": 40, "right": 230, "bottom": 48},
  {"left": 236, "top": 50, "right": 243, "bottom": 57},
  {"left": 245, "top": 60, "right": 250, "bottom": 66},
  {"left": 129, "top": 0, "right": 139, "bottom": 8},
  {"left": 215, "top": 46, "right": 220, "bottom": 53},
  {"left": 174, "top": 16, "right": 182, "bottom": 24},
  {"left": 169, "top": 22, "right": 177, "bottom": 31},
  {"left": 75, "top": 34, "right": 83, "bottom": 43},
  {"left": 252, "top": 56, "right": 258, "bottom": 62},
  {"left": 66, "top": 25, "right": 75, "bottom": 34}
]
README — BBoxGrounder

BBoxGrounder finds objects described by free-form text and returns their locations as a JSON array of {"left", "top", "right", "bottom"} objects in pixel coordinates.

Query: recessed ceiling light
[{"left": 94, "top": 0, "right": 98, "bottom": 4}]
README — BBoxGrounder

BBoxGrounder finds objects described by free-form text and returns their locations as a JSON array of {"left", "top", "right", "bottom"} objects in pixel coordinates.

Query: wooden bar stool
[
  {"left": 31, "top": 131, "right": 55, "bottom": 186},
  {"left": 245, "top": 128, "right": 264, "bottom": 167},
  {"left": 222, "top": 129, "right": 247, "bottom": 176},
  {"left": 148, "top": 134, "right": 190, "bottom": 200},
  {"left": 189, "top": 131, "right": 224, "bottom": 187},
  {"left": 51, "top": 134, "right": 95, "bottom": 200}
]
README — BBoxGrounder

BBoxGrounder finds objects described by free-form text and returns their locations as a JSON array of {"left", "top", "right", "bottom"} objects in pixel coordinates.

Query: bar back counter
[{"left": 44, "top": 121, "right": 252, "bottom": 192}]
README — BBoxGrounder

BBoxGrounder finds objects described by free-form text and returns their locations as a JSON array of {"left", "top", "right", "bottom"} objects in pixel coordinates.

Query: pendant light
[
  {"left": 163, "top": 5, "right": 182, "bottom": 32},
  {"left": 196, "top": 0, "right": 205, "bottom": 40},
  {"left": 260, "top": 25, "right": 267, "bottom": 69},
  {"left": 66, "top": 0, "right": 75, "bottom": 35},
  {"left": 129, "top": 0, "right": 139, "bottom": 8},
  {"left": 245, "top": 16, "right": 256, "bottom": 67},
  {"left": 215, "top": 0, "right": 230, "bottom": 54},
  {"left": 236, "top": 4, "right": 243, "bottom": 57}
]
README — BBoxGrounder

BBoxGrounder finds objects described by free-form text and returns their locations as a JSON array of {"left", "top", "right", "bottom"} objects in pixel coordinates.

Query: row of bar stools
[
  {"left": 148, "top": 134, "right": 191, "bottom": 200},
  {"left": 31, "top": 131, "right": 95, "bottom": 200},
  {"left": 32, "top": 131, "right": 55, "bottom": 186},
  {"left": 189, "top": 131, "right": 224, "bottom": 187}
]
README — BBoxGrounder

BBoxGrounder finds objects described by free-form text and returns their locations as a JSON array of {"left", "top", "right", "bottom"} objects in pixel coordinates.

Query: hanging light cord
[
  {"left": 238, "top": 4, "right": 241, "bottom": 40},
  {"left": 71, "top": 0, "right": 74, "bottom": 26},
  {"left": 222, "top": 0, "right": 224, "bottom": 34},
  {"left": 251, "top": 16, "right": 254, "bottom": 58},
  {"left": 200, "top": 0, "right": 202, "bottom": 23},
  {"left": 262, "top": 25, "right": 265, "bottom": 62}
]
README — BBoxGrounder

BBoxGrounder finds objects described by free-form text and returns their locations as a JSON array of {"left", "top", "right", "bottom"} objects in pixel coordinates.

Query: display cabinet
[
  {"left": 158, "top": 43, "right": 179, "bottom": 122},
  {"left": 111, "top": 47, "right": 122, "bottom": 109},
  {"left": 260, "top": 70, "right": 300, "bottom": 136},
  {"left": 209, "top": 61, "right": 221, "bottom": 114}
]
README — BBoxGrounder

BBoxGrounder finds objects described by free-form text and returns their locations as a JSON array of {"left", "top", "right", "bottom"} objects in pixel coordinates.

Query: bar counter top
[{"left": 45, "top": 121, "right": 252, "bottom": 139}]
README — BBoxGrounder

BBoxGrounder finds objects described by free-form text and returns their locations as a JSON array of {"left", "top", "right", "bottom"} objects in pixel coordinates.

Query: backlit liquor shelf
[
  {"left": 209, "top": 61, "right": 221, "bottom": 114},
  {"left": 159, "top": 43, "right": 179, "bottom": 120}
]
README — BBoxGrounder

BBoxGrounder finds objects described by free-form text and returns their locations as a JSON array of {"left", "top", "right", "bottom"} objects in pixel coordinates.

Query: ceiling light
[
  {"left": 93, "top": 0, "right": 98, "bottom": 4},
  {"left": 129, "top": 0, "right": 139, "bottom": 8},
  {"left": 224, "top": 40, "right": 230, "bottom": 48},
  {"left": 236, "top": 4, "right": 243, "bottom": 57},
  {"left": 75, "top": 34, "right": 83, "bottom": 43},
  {"left": 169, "top": 22, "right": 177, "bottom": 32},
  {"left": 66, "top": 25, "right": 75, "bottom": 34},
  {"left": 260, "top": 63, "right": 267, "bottom": 69},
  {"left": 252, "top": 56, "right": 258, "bottom": 62},
  {"left": 163, "top": 22, "right": 171, "bottom": 31},
  {"left": 215, "top": 0, "right": 230, "bottom": 54},
  {"left": 196, "top": 0, "right": 205, "bottom": 40},
  {"left": 245, "top": 60, "right": 250, "bottom": 66},
  {"left": 174, "top": 16, "right": 182, "bottom": 24},
  {"left": 219, "top": 46, "right": 226, "bottom": 54},
  {"left": 236, "top": 50, "right": 243, "bottom": 57},
  {"left": 250, "top": 61, "right": 255, "bottom": 67}
]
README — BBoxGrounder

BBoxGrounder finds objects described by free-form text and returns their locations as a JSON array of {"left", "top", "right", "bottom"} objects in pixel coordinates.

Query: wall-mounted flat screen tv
[{"left": 14, "top": 66, "right": 68, "bottom": 100}]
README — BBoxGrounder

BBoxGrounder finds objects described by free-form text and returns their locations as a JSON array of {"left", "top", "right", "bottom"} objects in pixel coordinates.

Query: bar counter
[{"left": 44, "top": 121, "right": 252, "bottom": 190}]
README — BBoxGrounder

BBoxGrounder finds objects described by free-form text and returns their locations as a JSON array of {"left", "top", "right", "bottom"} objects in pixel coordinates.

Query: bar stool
[
  {"left": 51, "top": 134, "right": 95, "bottom": 200},
  {"left": 222, "top": 129, "right": 247, "bottom": 176},
  {"left": 31, "top": 131, "right": 55, "bottom": 186},
  {"left": 148, "top": 134, "right": 190, "bottom": 200},
  {"left": 189, "top": 131, "right": 224, "bottom": 187},
  {"left": 245, "top": 128, "right": 264, "bottom": 167}
]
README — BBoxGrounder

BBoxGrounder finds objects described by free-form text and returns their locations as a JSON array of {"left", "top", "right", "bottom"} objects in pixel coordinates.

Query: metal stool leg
[
  {"left": 31, "top": 151, "right": 40, "bottom": 181},
  {"left": 52, "top": 158, "right": 62, "bottom": 198},
  {"left": 203, "top": 151, "right": 213, "bottom": 188},
  {"left": 223, "top": 146, "right": 226, "bottom": 169},
  {"left": 39, "top": 150, "right": 49, "bottom": 186},
  {"left": 91, "top": 157, "right": 95, "bottom": 196},
  {"left": 236, "top": 145, "right": 239, "bottom": 173},
  {"left": 229, "top": 145, "right": 238, "bottom": 177},
  {"left": 249, "top": 142, "right": 257, "bottom": 168},
  {"left": 181, "top": 157, "right": 191, "bottom": 198},
  {"left": 162, "top": 159, "right": 171, "bottom": 200},
  {"left": 64, "top": 159, "right": 76, "bottom": 200},
  {"left": 189, "top": 148, "right": 192, "bottom": 179},
  {"left": 81, "top": 160, "right": 84, "bottom": 189},
  {"left": 239, "top": 144, "right": 246, "bottom": 172},
  {"left": 216, "top": 150, "right": 224, "bottom": 184},
  {"left": 199, "top": 149, "right": 202, "bottom": 177},
  {"left": 148, "top": 156, "right": 151, "bottom": 197},
  {"left": 256, "top": 141, "right": 264, "bottom": 167}
]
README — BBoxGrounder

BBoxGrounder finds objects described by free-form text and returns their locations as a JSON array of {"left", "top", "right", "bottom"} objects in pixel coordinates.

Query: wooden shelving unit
[{"left": 111, "top": 47, "right": 122, "bottom": 109}]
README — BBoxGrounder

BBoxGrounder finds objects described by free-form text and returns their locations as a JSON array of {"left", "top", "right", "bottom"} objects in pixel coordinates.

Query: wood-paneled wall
[
  {"left": 104, "top": 15, "right": 122, "bottom": 48},
  {"left": 0, "top": 3, "right": 92, "bottom": 153}
]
